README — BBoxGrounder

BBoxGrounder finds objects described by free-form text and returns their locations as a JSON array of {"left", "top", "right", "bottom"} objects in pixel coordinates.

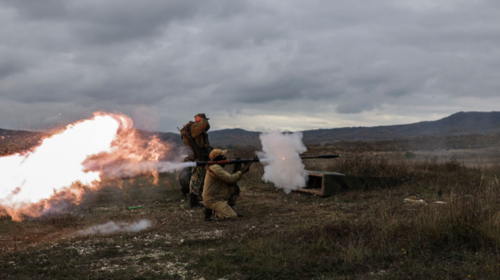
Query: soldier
[
  {"left": 203, "top": 149, "right": 252, "bottom": 221},
  {"left": 180, "top": 113, "right": 213, "bottom": 207}
]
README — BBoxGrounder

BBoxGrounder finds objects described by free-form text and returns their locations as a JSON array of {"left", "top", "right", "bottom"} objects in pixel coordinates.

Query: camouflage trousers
[{"left": 189, "top": 166, "right": 207, "bottom": 196}]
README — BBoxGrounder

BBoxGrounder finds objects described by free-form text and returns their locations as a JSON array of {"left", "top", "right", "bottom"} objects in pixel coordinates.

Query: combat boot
[
  {"left": 230, "top": 205, "right": 243, "bottom": 218},
  {"left": 204, "top": 207, "right": 214, "bottom": 221},
  {"left": 189, "top": 193, "right": 202, "bottom": 208}
]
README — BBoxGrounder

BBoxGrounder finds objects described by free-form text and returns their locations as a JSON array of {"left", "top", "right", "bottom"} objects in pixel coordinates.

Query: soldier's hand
[
  {"left": 232, "top": 158, "right": 242, "bottom": 173},
  {"left": 241, "top": 162, "right": 253, "bottom": 174}
]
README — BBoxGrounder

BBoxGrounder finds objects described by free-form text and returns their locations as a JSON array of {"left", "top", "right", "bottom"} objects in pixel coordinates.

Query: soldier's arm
[
  {"left": 190, "top": 119, "right": 209, "bottom": 138},
  {"left": 210, "top": 165, "right": 242, "bottom": 184}
]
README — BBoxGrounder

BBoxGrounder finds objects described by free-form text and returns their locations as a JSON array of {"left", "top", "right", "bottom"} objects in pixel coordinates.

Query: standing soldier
[{"left": 180, "top": 113, "right": 213, "bottom": 207}]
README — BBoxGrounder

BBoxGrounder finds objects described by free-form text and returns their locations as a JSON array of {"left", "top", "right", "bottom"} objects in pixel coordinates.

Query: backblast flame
[{"left": 0, "top": 112, "right": 170, "bottom": 221}]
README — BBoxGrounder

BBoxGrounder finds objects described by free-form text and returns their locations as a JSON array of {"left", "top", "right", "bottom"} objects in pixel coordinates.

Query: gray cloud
[
  {"left": 2, "top": 0, "right": 68, "bottom": 20},
  {"left": 1, "top": 0, "right": 500, "bottom": 132},
  {"left": 0, "top": 52, "right": 27, "bottom": 79}
]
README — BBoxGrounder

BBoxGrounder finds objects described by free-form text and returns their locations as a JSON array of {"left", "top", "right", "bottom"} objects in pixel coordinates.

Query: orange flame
[{"left": 0, "top": 112, "right": 169, "bottom": 221}]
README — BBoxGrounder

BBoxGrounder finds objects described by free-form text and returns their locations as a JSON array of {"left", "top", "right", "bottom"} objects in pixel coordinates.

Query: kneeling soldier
[{"left": 203, "top": 149, "right": 252, "bottom": 220}]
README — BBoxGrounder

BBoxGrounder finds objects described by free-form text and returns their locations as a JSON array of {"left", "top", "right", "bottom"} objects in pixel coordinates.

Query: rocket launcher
[{"left": 194, "top": 154, "right": 341, "bottom": 167}]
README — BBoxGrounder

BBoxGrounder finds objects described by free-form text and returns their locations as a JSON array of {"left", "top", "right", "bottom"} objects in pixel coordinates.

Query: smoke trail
[
  {"left": 75, "top": 219, "right": 152, "bottom": 236},
  {"left": 81, "top": 128, "right": 195, "bottom": 180},
  {"left": 94, "top": 161, "right": 196, "bottom": 179},
  {"left": 257, "top": 131, "right": 308, "bottom": 193}
]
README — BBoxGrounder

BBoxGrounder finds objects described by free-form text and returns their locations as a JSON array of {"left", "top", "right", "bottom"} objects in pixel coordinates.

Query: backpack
[
  {"left": 179, "top": 121, "right": 209, "bottom": 160},
  {"left": 180, "top": 121, "right": 195, "bottom": 147}
]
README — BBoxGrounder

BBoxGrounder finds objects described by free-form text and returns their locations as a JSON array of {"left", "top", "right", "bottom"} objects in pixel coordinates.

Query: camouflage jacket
[{"left": 190, "top": 119, "right": 212, "bottom": 153}]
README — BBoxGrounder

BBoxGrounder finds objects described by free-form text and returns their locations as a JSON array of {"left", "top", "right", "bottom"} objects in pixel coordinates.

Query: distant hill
[
  {"left": 135, "top": 130, "right": 183, "bottom": 146},
  {"left": 208, "top": 128, "right": 261, "bottom": 147},
  {"left": 208, "top": 111, "right": 500, "bottom": 147},
  {"left": 0, "top": 128, "right": 45, "bottom": 154},
  {"left": 301, "top": 111, "right": 500, "bottom": 144},
  {"left": 2, "top": 112, "right": 500, "bottom": 154}
]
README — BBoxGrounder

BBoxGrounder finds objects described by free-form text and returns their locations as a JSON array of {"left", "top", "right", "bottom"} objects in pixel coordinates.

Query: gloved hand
[
  {"left": 241, "top": 162, "right": 253, "bottom": 174},
  {"left": 232, "top": 158, "right": 242, "bottom": 173}
]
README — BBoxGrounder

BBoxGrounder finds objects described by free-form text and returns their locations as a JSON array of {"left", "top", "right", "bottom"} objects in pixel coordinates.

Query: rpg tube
[{"left": 195, "top": 154, "right": 341, "bottom": 167}]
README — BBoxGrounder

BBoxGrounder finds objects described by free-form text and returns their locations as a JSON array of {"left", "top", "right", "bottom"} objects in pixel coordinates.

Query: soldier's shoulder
[
  {"left": 195, "top": 119, "right": 209, "bottom": 127},
  {"left": 184, "top": 121, "right": 195, "bottom": 127}
]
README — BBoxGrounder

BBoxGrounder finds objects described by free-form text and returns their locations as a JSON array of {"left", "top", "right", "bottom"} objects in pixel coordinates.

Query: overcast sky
[{"left": 1, "top": 0, "right": 499, "bottom": 133}]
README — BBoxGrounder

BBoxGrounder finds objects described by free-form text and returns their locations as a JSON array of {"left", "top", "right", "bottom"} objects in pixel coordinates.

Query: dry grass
[{"left": 2, "top": 148, "right": 500, "bottom": 279}]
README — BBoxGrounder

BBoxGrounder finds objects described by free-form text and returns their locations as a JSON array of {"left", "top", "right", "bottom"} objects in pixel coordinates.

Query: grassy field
[{"left": 1, "top": 147, "right": 500, "bottom": 279}]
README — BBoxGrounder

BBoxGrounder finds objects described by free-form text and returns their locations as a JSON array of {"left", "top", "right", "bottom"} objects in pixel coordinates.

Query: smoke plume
[
  {"left": 84, "top": 159, "right": 195, "bottom": 180},
  {"left": 0, "top": 112, "right": 190, "bottom": 221},
  {"left": 257, "top": 131, "right": 308, "bottom": 193},
  {"left": 82, "top": 130, "right": 194, "bottom": 180},
  {"left": 75, "top": 219, "right": 152, "bottom": 236}
]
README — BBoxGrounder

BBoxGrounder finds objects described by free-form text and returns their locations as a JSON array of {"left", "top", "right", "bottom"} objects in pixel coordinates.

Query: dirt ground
[
  {"left": 2, "top": 149, "right": 500, "bottom": 279},
  {"left": 0, "top": 172, "right": 350, "bottom": 279}
]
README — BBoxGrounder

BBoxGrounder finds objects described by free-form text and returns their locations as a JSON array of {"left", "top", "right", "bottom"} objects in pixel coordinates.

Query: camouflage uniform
[
  {"left": 190, "top": 166, "right": 206, "bottom": 196},
  {"left": 189, "top": 117, "right": 213, "bottom": 196}
]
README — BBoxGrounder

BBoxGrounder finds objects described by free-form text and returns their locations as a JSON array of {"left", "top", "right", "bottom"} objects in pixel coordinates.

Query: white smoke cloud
[
  {"left": 257, "top": 131, "right": 308, "bottom": 193},
  {"left": 76, "top": 219, "right": 152, "bottom": 236}
]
